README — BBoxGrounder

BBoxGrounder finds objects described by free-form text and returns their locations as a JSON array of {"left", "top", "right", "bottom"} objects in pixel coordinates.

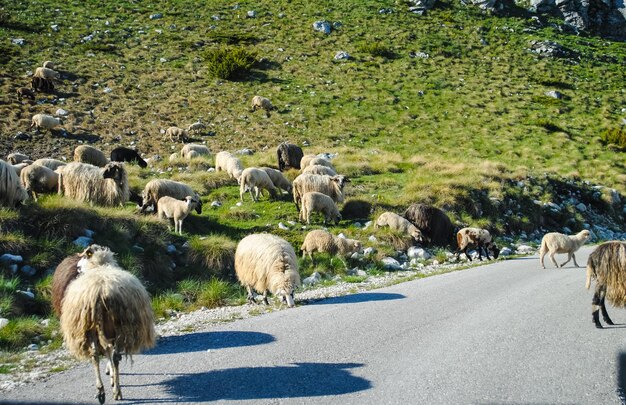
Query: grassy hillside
[{"left": 0, "top": 0, "right": 625, "bottom": 360}]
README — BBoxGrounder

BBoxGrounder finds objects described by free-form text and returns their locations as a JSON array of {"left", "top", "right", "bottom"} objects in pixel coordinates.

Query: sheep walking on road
[
  {"left": 539, "top": 230, "right": 591, "bottom": 269},
  {"left": 585, "top": 241, "right": 626, "bottom": 328},
  {"left": 455, "top": 227, "right": 499, "bottom": 261}
]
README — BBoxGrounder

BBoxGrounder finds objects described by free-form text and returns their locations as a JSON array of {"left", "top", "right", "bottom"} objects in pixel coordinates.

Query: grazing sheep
[
  {"left": 307, "top": 157, "right": 335, "bottom": 171},
  {"left": 0, "top": 159, "right": 28, "bottom": 207},
  {"left": 51, "top": 254, "right": 81, "bottom": 317},
  {"left": 260, "top": 167, "right": 292, "bottom": 194},
  {"left": 187, "top": 120, "right": 206, "bottom": 133},
  {"left": 403, "top": 204, "right": 457, "bottom": 248},
  {"left": 180, "top": 144, "right": 210, "bottom": 160},
  {"left": 300, "top": 191, "right": 341, "bottom": 225},
  {"left": 61, "top": 244, "right": 155, "bottom": 404},
  {"left": 235, "top": 233, "right": 301, "bottom": 307},
  {"left": 33, "top": 66, "right": 60, "bottom": 80},
  {"left": 110, "top": 147, "right": 148, "bottom": 168},
  {"left": 7, "top": 152, "right": 30, "bottom": 165},
  {"left": 239, "top": 168, "right": 279, "bottom": 202},
  {"left": 375, "top": 211, "right": 425, "bottom": 243},
  {"left": 251, "top": 95, "right": 275, "bottom": 117},
  {"left": 20, "top": 163, "right": 59, "bottom": 201},
  {"left": 276, "top": 142, "right": 303, "bottom": 171},
  {"left": 169, "top": 152, "right": 179, "bottom": 162},
  {"left": 42, "top": 61, "right": 55, "bottom": 69},
  {"left": 166, "top": 126, "right": 189, "bottom": 143},
  {"left": 157, "top": 195, "right": 200, "bottom": 235},
  {"left": 300, "top": 229, "right": 362, "bottom": 263},
  {"left": 585, "top": 241, "right": 626, "bottom": 328},
  {"left": 30, "top": 114, "right": 63, "bottom": 132},
  {"left": 11, "top": 162, "right": 30, "bottom": 176},
  {"left": 140, "top": 179, "right": 202, "bottom": 214},
  {"left": 539, "top": 230, "right": 591, "bottom": 269},
  {"left": 32, "top": 158, "right": 66, "bottom": 171},
  {"left": 215, "top": 151, "right": 244, "bottom": 181},
  {"left": 57, "top": 162, "right": 129, "bottom": 206},
  {"left": 455, "top": 227, "right": 499, "bottom": 261},
  {"left": 31, "top": 76, "right": 55, "bottom": 92},
  {"left": 292, "top": 174, "right": 348, "bottom": 210},
  {"left": 301, "top": 164, "right": 337, "bottom": 176},
  {"left": 16, "top": 87, "right": 36, "bottom": 100},
  {"left": 300, "top": 154, "right": 317, "bottom": 169},
  {"left": 74, "top": 145, "right": 108, "bottom": 167}
]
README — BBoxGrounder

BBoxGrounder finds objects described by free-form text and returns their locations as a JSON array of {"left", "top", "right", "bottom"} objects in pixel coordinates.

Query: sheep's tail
[
  {"left": 585, "top": 263, "right": 594, "bottom": 290},
  {"left": 539, "top": 237, "right": 547, "bottom": 256}
]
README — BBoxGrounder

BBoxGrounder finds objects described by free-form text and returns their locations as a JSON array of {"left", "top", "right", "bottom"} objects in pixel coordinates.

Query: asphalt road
[{"left": 4, "top": 245, "right": 626, "bottom": 405}]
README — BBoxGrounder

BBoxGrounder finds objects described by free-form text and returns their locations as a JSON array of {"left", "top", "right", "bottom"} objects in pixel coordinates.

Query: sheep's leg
[
  {"left": 483, "top": 246, "right": 491, "bottom": 260},
  {"left": 592, "top": 284, "right": 609, "bottom": 328},
  {"left": 262, "top": 290, "right": 269, "bottom": 305},
  {"left": 464, "top": 247, "right": 472, "bottom": 262},
  {"left": 246, "top": 286, "right": 257, "bottom": 304},
  {"left": 571, "top": 253, "right": 580, "bottom": 268},
  {"left": 560, "top": 252, "right": 572, "bottom": 268},
  {"left": 548, "top": 251, "right": 559, "bottom": 268},
  {"left": 91, "top": 355, "right": 105, "bottom": 405},
  {"left": 111, "top": 349, "right": 122, "bottom": 401},
  {"left": 539, "top": 250, "right": 546, "bottom": 269}
]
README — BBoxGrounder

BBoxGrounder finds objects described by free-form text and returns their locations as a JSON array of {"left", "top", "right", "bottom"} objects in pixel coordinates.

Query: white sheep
[
  {"left": 30, "top": 114, "right": 63, "bottom": 132},
  {"left": 260, "top": 167, "right": 292, "bottom": 194},
  {"left": 57, "top": 162, "right": 129, "bottom": 206},
  {"left": 300, "top": 191, "right": 341, "bottom": 225},
  {"left": 235, "top": 233, "right": 301, "bottom": 307},
  {"left": 11, "top": 162, "right": 31, "bottom": 176},
  {"left": 455, "top": 227, "right": 499, "bottom": 261},
  {"left": 7, "top": 152, "right": 30, "bottom": 165},
  {"left": 74, "top": 145, "right": 108, "bottom": 167},
  {"left": 32, "top": 158, "right": 66, "bottom": 171},
  {"left": 0, "top": 159, "right": 28, "bottom": 207},
  {"left": 157, "top": 195, "right": 200, "bottom": 235},
  {"left": 180, "top": 144, "right": 210, "bottom": 160},
  {"left": 300, "top": 229, "right": 362, "bottom": 263},
  {"left": 292, "top": 173, "right": 348, "bottom": 210},
  {"left": 140, "top": 179, "right": 202, "bottom": 214},
  {"left": 301, "top": 164, "right": 337, "bottom": 176},
  {"left": 375, "top": 211, "right": 425, "bottom": 243},
  {"left": 20, "top": 164, "right": 59, "bottom": 201},
  {"left": 239, "top": 168, "right": 279, "bottom": 202},
  {"left": 251, "top": 95, "right": 275, "bottom": 117},
  {"left": 307, "top": 157, "right": 334, "bottom": 171},
  {"left": 539, "top": 229, "right": 591, "bottom": 269},
  {"left": 165, "top": 126, "right": 189, "bottom": 142},
  {"left": 299, "top": 154, "right": 317, "bottom": 169},
  {"left": 33, "top": 66, "right": 60, "bottom": 80},
  {"left": 187, "top": 120, "right": 206, "bottom": 133},
  {"left": 215, "top": 151, "right": 244, "bottom": 181},
  {"left": 169, "top": 152, "right": 179, "bottom": 162}
]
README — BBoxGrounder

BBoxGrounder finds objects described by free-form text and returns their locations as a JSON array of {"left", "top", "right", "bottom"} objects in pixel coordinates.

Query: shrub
[
  {"left": 186, "top": 234, "right": 237, "bottom": 279},
  {"left": 357, "top": 42, "right": 395, "bottom": 59},
  {"left": 152, "top": 292, "right": 185, "bottom": 319},
  {"left": 600, "top": 128, "right": 626, "bottom": 150},
  {"left": 204, "top": 46, "right": 257, "bottom": 80},
  {"left": 196, "top": 278, "right": 235, "bottom": 308}
]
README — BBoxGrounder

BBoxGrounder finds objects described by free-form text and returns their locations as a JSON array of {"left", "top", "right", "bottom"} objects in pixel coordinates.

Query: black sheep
[
  {"left": 276, "top": 142, "right": 303, "bottom": 171},
  {"left": 403, "top": 203, "right": 457, "bottom": 248},
  {"left": 110, "top": 147, "right": 148, "bottom": 168}
]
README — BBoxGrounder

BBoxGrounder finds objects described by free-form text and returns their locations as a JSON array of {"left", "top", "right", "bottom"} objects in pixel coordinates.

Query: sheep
[
  {"left": 166, "top": 126, "right": 189, "bottom": 143},
  {"left": 292, "top": 174, "right": 348, "bottom": 210},
  {"left": 539, "top": 229, "right": 591, "bottom": 269},
  {"left": 7, "top": 152, "right": 30, "bottom": 165},
  {"left": 33, "top": 66, "right": 60, "bottom": 80},
  {"left": 31, "top": 76, "right": 55, "bottom": 92},
  {"left": 307, "top": 157, "right": 335, "bottom": 171},
  {"left": 260, "top": 167, "right": 292, "bottom": 194},
  {"left": 239, "top": 168, "right": 279, "bottom": 202},
  {"left": 51, "top": 254, "right": 81, "bottom": 317},
  {"left": 276, "top": 142, "right": 303, "bottom": 171},
  {"left": 74, "top": 145, "right": 108, "bottom": 167},
  {"left": 251, "top": 95, "right": 275, "bottom": 117},
  {"left": 110, "top": 147, "right": 148, "bottom": 168},
  {"left": 61, "top": 244, "right": 155, "bottom": 403},
  {"left": 30, "top": 113, "right": 63, "bottom": 133},
  {"left": 299, "top": 191, "right": 341, "bottom": 225},
  {"left": 455, "top": 227, "right": 499, "bottom": 261},
  {"left": 32, "top": 158, "right": 66, "bottom": 171},
  {"left": 215, "top": 151, "right": 244, "bottom": 181},
  {"left": 300, "top": 154, "right": 317, "bottom": 169},
  {"left": 585, "top": 241, "right": 626, "bottom": 328},
  {"left": 169, "top": 152, "right": 179, "bottom": 162},
  {"left": 42, "top": 61, "right": 55, "bottom": 69},
  {"left": 403, "top": 204, "right": 457, "bottom": 248},
  {"left": 235, "top": 233, "right": 301, "bottom": 307},
  {"left": 375, "top": 211, "right": 425, "bottom": 243},
  {"left": 16, "top": 87, "right": 36, "bottom": 100},
  {"left": 20, "top": 163, "right": 59, "bottom": 201},
  {"left": 300, "top": 229, "right": 362, "bottom": 264},
  {"left": 140, "top": 179, "right": 202, "bottom": 214},
  {"left": 0, "top": 159, "right": 28, "bottom": 207},
  {"left": 301, "top": 164, "right": 337, "bottom": 176},
  {"left": 11, "top": 162, "right": 31, "bottom": 176},
  {"left": 157, "top": 195, "right": 200, "bottom": 235},
  {"left": 187, "top": 120, "right": 206, "bottom": 133},
  {"left": 57, "top": 162, "right": 129, "bottom": 206},
  {"left": 180, "top": 144, "right": 210, "bottom": 160}
]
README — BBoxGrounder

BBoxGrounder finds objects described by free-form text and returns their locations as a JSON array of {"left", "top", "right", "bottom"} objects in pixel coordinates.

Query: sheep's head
[
  {"left": 102, "top": 162, "right": 125, "bottom": 183},
  {"left": 578, "top": 229, "right": 591, "bottom": 241},
  {"left": 331, "top": 175, "right": 350, "bottom": 189},
  {"left": 78, "top": 244, "right": 117, "bottom": 272},
  {"left": 349, "top": 239, "right": 362, "bottom": 254},
  {"left": 410, "top": 228, "right": 426, "bottom": 244},
  {"left": 487, "top": 242, "right": 500, "bottom": 259},
  {"left": 193, "top": 193, "right": 203, "bottom": 214}
]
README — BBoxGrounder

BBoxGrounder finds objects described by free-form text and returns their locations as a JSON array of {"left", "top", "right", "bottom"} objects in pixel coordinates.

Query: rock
[
  {"left": 408, "top": 0, "right": 436, "bottom": 13},
  {"left": 287, "top": 221, "right": 297, "bottom": 226},
  {"left": 303, "top": 272, "right": 322, "bottom": 286},
  {"left": 381, "top": 257, "right": 402, "bottom": 270},
  {"left": 407, "top": 247, "right": 431, "bottom": 260},
  {"left": 166, "top": 244, "right": 177, "bottom": 254},
  {"left": 409, "top": 51, "right": 429, "bottom": 59},
  {"left": 9, "top": 264, "right": 18, "bottom": 274},
  {"left": 545, "top": 90, "right": 562, "bottom": 99},
  {"left": 211, "top": 201, "right": 222, "bottom": 208},
  {"left": 469, "top": 0, "right": 497, "bottom": 10},
  {"left": 576, "top": 203, "right": 587, "bottom": 212},
  {"left": 11, "top": 38, "right": 25, "bottom": 46},
  {"left": 235, "top": 201, "right": 243, "bottom": 207},
  {"left": 363, "top": 247, "right": 376, "bottom": 258},
  {"left": 27, "top": 344, "right": 39, "bottom": 351},
  {"left": 334, "top": 51, "right": 351, "bottom": 60},
  {"left": 73, "top": 236, "right": 93, "bottom": 248},
  {"left": 353, "top": 222, "right": 363, "bottom": 228},
  {"left": 103, "top": 87, "right": 113, "bottom": 93},
  {"left": 247, "top": 10, "right": 257, "bottom": 18},
  {"left": 55, "top": 108, "right": 68, "bottom": 116},
  {"left": 499, "top": 247, "right": 513, "bottom": 256},
  {"left": 20, "top": 265, "right": 37, "bottom": 277},
  {"left": 516, "top": 245, "right": 535, "bottom": 254},
  {"left": 312, "top": 20, "right": 332, "bottom": 34},
  {"left": 363, "top": 221, "right": 373, "bottom": 229},
  {"left": 368, "top": 235, "right": 377, "bottom": 243},
  {"left": 236, "top": 148, "right": 254, "bottom": 155},
  {"left": 207, "top": 167, "right": 216, "bottom": 172},
  {"left": 51, "top": 24, "right": 59, "bottom": 32},
  {"left": 609, "top": 189, "right": 621, "bottom": 205},
  {"left": 528, "top": 40, "right": 579, "bottom": 60},
  {"left": 82, "top": 34, "right": 94, "bottom": 42},
  {"left": 160, "top": 58, "right": 168, "bottom": 63},
  {"left": 17, "top": 289, "right": 35, "bottom": 299},
  {"left": 83, "top": 229, "right": 95, "bottom": 238},
  {"left": 337, "top": 233, "right": 346, "bottom": 239},
  {"left": 0, "top": 254, "right": 23, "bottom": 264},
  {"left": 14, "top": 132, "right": 31, "bottom": 141},
  {"left": 0, "top": 318, "right": 9, "bottom": 330},
  {"left": 350, "top": 252, "right": 362, "bottom": 260},
  {"left": 131, "top": 245, "right": 144, "bottom": 254},
  {"left": 149, "top": 13, "right": 163, "bottom": 20},
  {"left": 356, "top": 269, "right": 367, "bottom": 277},
  {"left": 278, "top": 222, "right": 289, "bottom": 230},
  {"left": 379, "top": 8, "right": 394, "bottom": 14}
]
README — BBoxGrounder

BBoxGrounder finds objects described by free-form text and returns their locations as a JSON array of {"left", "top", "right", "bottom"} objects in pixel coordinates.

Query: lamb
[
  {"left": 539, "top": 229, "right": 591, "bottom": 269},
  {"left": 74, "top": 145, "right": 108, "bottom": 167},
  {"left": 0, "top": 159, "right": 28, "bottom": 207},
  {"left": 375, "top": 211, "right": 425, "bottom": 243},
  {"left": 61, "top": 244, "right": 155, "bottom": 403},
  {"left": 292, "top": 174, "right": 348, "bottom": 210},
  {"left": 16, "top": 87, "right": 36, "bottom": 100},
  {"left": 235, "top": 233, "right": 301, "bottom": 307},
  {"left": 110, "top": 147, "right": 148, "bottom": 168},
  {"left": 276, "top": 142, "right": 304, "bottom": 171},
  {"left": 300, "top": 191, "right": 341, "bottom": 225},
  {"left": 239, "top": 168, "right": 279, "bottom": 202},
  {"left": 301, "top": 164, "right": 337, "bottom": 176},
  {"left": 585, "top": 241, "right": 626, "bottom": 328},
  {"left": 455, "top": 227, "right": 499, "bottom": 261},
  {"left": 157, "top": 195, "right": 200, "bottom": 235},
  {"left": 140, "top": 179, "right": 202, "bottom": 214},
  {"left": 403, "top": 204, "right": 457, "bottom": 248},
  {"left": 300, "top": 229, "right": 362, "bottom": 263},
  {"left": 30, "top": 114, "right": 63, "bottom": 133},
  {"left": 166, "top": 126, "right": 189, "bottom": 143},
  {"left": 215, "top": 151, "right": 244, "bottom": 181},
  {"left": 251, "top": 95, "right": 275, "bottom": 117},
  {"left": 57, "top": 162, "right": 129, "bottom": 206},
  {"left": 7, "top": 153, "right": 30, "bottom": 165},
  {"left": 20, "top": 163, "right": 59, "bottom": 201},
  {"left": 33, "top": 66, "right": 60, "bottom": 80},
  {"left": 187, "top": 120, "right": 206, "bottom": 133},
  {"left": 180, "top": 144, "right": 210, "bottom": 160},
  {"left": 260, "top": 167, "right": 292, "bottom": 194},
  {"left": 32, "top": 158, "right": 66, "bottom": 171}
]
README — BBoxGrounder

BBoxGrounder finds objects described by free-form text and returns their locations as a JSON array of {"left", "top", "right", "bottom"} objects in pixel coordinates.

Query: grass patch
[
  {"left": 203, "top": 45, "right": 258, "bottom": 80},
  {"left": 186, "top": 234, "right": 237, "bottom": 279},
  {"left": 600, "top": 128, "right": 626, "bottom": 150}
]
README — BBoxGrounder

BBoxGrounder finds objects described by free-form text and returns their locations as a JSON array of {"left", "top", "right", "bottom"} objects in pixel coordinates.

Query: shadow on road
[
  {"left": 617, "top": 352, "right": 626, "bottom": 403},
  {"left": 146, "top": 331, "right": 275, "bottom": 355},
  {"left": 308, "top": 292, "right": 405, "bottom": 305},
  {"left": 124, "top": 362, "right": 371, "bottom": 403}
]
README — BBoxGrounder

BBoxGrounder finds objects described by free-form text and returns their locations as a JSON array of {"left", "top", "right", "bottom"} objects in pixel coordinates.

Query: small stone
[
  {"left": 337, "top": 233, "right": 346, "bottom": 239},
  {"left": 73, "top": 236, "right": 93, "bottom": 248},
  {"left": 303, "top": 272, "right": 321, "bottom": 286},
  {"left": 11, "top": 38, "right": 25, "bottom": 46},
  {"left": 576, "top": 203, "right": 587, "bottom": 212},
  {"left": 278, "top": 222, "right": 289, "bottom": 230},
  {"left": 247, "top": 10, "right": 257, "bottom": 18},
  {"left": 149, "top": 13, "right": 163, "bottom": 20},
  {"left": 353, "top": 222, "right": 363, "bottom": 228},
  {"left": 14, "top": 132, "right": 31, "bottom": 141},
  {"left": 84, "top": 229, "right": 95, "bottom": 238},
  {"left": 50, "top": 24, "right": 59, "bottom": 32},
  {"left": 381, "top": 257, "right": 402, "bottom": 270},
  {"left": 363, "top": 247, "right": 376, "bottom": 258},
  {"left": 160, "top": 58, "right": 168, "bottom": 63},
  {"left": 17, "top": 289, "right": 35, "bottom": 299},
  {"left": 287, "top": 221, "right": 297, "bottom": 226},
  {"left": 312, "top": 20, "right": 332, "bottom": 34},
  {"left": 55, "top": 108, "right": 68, "bottom": 116},
  {"left": 0, "top": 254, "right": 23, "bottom": 264},
  {"left": 236, "top": 148, "right": 254, "bottom": 155},
  {"left": 235, "top": 202, "right": 242, "bottom": 207},
  {"left": 166, "top": 244, "right": 177, "bottom": 254},
  {"left": 545, "top": 90, "right": 562, "bottom": 99},
  {"left": 363, "top": 221, "right": 373, "bottom": 229},
  {"left": 131, "top": 245, "right": 144, "bottom": 254},
  {"left": 20, "top": 265, "right": 37, "bottom": 277},
  {"left": 516, "top": 245, "right": 535, "bottom": 254},
  {"left": 499, "top": 247, "right": 512, "bottom": 256},
  {"left": 27, "top": 344, "right": 39, "bottom": 351},
  {"left": 407, "top": 247, "right": 431, "bottom": 260},
  {"left": 0, "top": 318, "right": 9, "bottom": 330},
  {"left": 334, "top": 51, "right": 351, "bottom": 60},
  {"left": 41, "top": 319, "right": 50, "bottom": 327},
  {"left": 211, "top": 201, "right": 222, "bottom": 207},
  {"left": 82, "top": 34, "right": 94, "bottom": 42},
  {"left": 368, "top": 235, "right": 377, "bottom": 243},
  {"left": 103, "top": 87, "right": 113, "bottom": 93},
  {"left": 9, "top": 264, "right": 18, "bottom": 274}
]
